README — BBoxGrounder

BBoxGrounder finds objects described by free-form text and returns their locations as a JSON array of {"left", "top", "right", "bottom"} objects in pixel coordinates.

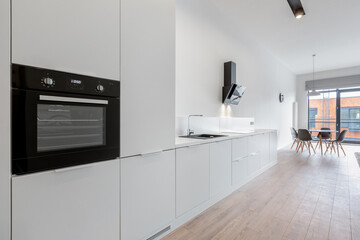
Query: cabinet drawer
[
  {"left": 248, "top": 151, "right": 261, "bottom": 175},
  {"left": 232, "top": 155, "right": 248, "bottom": 187},
  {"left": 232, "top": 138, "right": 248, "bottom": 160}
]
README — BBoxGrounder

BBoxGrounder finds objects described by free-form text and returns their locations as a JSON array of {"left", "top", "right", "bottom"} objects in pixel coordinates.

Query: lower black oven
[{"left": 12, "top": 64, "right": 120, "bottom": 175}]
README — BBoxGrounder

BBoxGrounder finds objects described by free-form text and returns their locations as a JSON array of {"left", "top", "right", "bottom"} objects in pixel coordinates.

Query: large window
[
  {"left": 341, "top": 107, "right": 360, "bottom": 131},
  {"left": 308, "top": 91, "right": 337, "bottom": 132},
  {"left": 308, "top": 88, "right": 360, "bottom": 143},
  {"left": 308, "top": 108, "right": 318, "bottom": 128}
]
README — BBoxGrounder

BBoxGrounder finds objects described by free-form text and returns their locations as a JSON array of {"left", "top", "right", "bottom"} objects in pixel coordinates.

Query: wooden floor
[{"left": 163, "top": 144, "right": 360, "bottom": 240}]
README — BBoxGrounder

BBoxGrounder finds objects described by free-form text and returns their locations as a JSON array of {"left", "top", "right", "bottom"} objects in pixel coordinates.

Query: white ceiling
[{"left": 205, "top": 0, "right": 360, "bottom": 75}]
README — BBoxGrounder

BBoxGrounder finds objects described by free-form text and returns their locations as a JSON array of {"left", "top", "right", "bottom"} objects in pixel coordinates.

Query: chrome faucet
[{"left": 187, "top": 114, "right": 203, "bottom": 135}]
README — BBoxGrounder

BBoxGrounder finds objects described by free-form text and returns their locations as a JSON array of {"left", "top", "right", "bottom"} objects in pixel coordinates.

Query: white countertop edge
[{"left": 175, "top": 129, "right": 277, "bottom": 148}]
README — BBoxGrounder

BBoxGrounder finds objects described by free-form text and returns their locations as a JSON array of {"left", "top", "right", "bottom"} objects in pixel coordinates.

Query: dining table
[{"left": 308, "top": 129, "right": 339, "bottom": 155}]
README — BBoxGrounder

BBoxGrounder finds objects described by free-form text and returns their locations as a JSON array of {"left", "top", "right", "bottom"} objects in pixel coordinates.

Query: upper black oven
[{"left": 11, "top": 64, "right": 120, "bottom": 175}]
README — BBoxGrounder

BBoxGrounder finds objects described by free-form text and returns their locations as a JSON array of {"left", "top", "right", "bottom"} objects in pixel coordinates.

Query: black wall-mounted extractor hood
[{"left": 222, "top": 61, "right": 246, "bottom": 105}]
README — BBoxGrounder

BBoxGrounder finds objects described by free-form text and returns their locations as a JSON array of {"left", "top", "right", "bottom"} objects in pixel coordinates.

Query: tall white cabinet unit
[
  {"left": 120, "top": 0, "right": 176, "bottom": 157},
  {"left": 12, "top": 160, "right": 120, "bottom": 240},
  {"left": 12, "top": 0, "right": 120, "bottom": 79},
  {"left": 0, "top": 0, "right": 11, "bottom": 238},
  {"left": 121, "top": 150, "right": 175, "bottom": 240}
]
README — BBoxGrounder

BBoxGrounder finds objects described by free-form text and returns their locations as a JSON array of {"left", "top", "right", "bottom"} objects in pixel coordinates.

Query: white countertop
[{"left": 175, "top": 129, "right": 276, "bottom": 148}]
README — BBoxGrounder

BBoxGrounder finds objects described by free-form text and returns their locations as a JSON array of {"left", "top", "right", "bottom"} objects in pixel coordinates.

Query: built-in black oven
[{"left": 12, "top": 64, "right": 120, "bottom": 175}]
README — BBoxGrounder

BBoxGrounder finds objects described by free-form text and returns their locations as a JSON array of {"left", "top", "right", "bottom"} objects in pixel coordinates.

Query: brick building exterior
[{"left": 308, "top": 96, "right": 360, "bottom": 141}]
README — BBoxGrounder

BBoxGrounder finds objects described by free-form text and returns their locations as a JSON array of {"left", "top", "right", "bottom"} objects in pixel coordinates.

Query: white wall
[
  {"left": 0, "top": 0, "right": 10, "bottom": 238},
  {"left": 296, "top": 65, "right": 360, "bottom": 129},
  {"left": 176, "top": 0, "right": 296, "bottom": 148}
]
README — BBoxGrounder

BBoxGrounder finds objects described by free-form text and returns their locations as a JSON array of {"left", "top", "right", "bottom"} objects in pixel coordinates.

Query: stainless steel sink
[{"left": 180, "top": 134, "right": 228, "bottom": 140}]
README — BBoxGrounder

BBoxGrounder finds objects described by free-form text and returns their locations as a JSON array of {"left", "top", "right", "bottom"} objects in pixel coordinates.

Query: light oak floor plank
[{"left": 163, "top": 144, "right": 360, "bottom": 240}]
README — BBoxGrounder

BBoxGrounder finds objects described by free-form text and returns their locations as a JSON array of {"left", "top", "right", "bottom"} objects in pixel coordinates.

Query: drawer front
[
  {"left": 231, "top": 155, "right": 248, "bottom": 187},
  {"left": 232, "top": 138, "right": 248, "bottom": 160}
]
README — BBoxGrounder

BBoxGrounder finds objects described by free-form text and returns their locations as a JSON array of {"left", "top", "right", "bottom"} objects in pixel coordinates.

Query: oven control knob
[
  {"left": 43, "top": 77, "right": 54, "bottom": 86},
  {"left": 96, "top": 84, "right": 104, "bottom": 92}
]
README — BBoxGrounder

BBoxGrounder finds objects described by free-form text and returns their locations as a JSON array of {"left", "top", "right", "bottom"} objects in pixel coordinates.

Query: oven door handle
[{"left": 39, "top": 95, "right": 108, "bottom": 105}]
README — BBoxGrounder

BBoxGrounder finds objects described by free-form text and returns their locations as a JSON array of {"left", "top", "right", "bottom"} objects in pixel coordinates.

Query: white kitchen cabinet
[
  {"left": 12, "top": 0, "right": 120, "bottom": 80},
  {"left": 120, "top": 0, "right": 176, "bottom": 157},
  {"left": 248, "top": 135, "right": 262, "bottom": 176},
  {"left": 12, "top": 160, "right": 120, "bottom": 240},
  {"left": 210, "top": 140, "right": 231, "bottom": 197},
  {"left": 0, "top": 1, "right": 10, "bottom": 239},
  {"left": 231, "top": 138, "right": 249, "bottom": 187},
  {"left": 260, "top": 133, "right": 270, "bottom": 167},
  {"left": 121, "top": 150, "right": 175, "bottom": 240},
  {"left": 270, "top": 131, "right": 278, "bottom": 163},
  {"left": 176, "top": 144, "right": 210, "bottom": 217}
]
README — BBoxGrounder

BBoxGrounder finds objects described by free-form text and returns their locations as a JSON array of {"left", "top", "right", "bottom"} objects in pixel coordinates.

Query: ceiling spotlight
[
  {"left": 295, "top": 8, "right": 305, "bottom": 19},
  {"left": 287, "top": 0, "right": 306, "bottom": 19}
]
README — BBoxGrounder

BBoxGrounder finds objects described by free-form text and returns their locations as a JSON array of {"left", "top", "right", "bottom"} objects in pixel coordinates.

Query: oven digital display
[
  {"left": 71, "top": 79, "right": 82, "bottom": 85},
  {"left": 67, "top": 79, "right": 84, "bottom": 90}
]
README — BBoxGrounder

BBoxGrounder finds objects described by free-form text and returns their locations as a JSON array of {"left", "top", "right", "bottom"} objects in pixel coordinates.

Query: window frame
[
  {"left": 340, "top": 107, "right": 360, "bottom": 131},
  {"left": 307, "top": 88, "right": 360, "bottom": 143}
]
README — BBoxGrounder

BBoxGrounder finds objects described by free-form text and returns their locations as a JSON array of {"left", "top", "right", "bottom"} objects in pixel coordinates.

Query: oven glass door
[
  {"left": 12, "top": 90, "right": 120, "bottom": 175},
  {"left": 37, "top": 96, "right": 106, "bottom": 152}
]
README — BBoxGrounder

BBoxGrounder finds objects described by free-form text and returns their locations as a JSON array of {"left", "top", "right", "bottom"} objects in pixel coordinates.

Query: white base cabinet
[
  {"left": 231, "top": 138, "right": 249, "bottom": 187},
  {"left": 176, "top": 144, "right": 210, "bottom": 217},
  {"left": 11, "top": 131, "right": 278, "bottom": 240},
  {"left": 270, "top": 131, "right": 278, "bottom": 163},
  {"left": 260, "top": 133, "right": 270, "bottom": 167},
  {"left": 231, "top": 132, "right": 275, "bottom": 187},
  {"left": 121, "top": 150, "right": 175, "bottom": 240},
  {"left": 210, "top": 140, "right": 231, "bottom": 197},
  {"left": 248, "top": 134, "right": 262, "bottom": 176},
  {"left": 12, "top": 160, "right": 120, "bottom": 240}
]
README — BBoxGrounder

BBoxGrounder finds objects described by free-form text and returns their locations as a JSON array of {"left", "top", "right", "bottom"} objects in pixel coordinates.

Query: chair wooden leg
[
  {"left": 320, "top": 138, "right": 323, "bottom": 155},
  {"left": 291, "top": 139, "right": 297, "bottom": 149},
  {"left": 324, "top": 142, "right": 331, "bottom": 154},
  {"left": 296, "top": 141, "right": 300, "bottom": 153},
  {"left": 315, "top": 141, "right": 319, "bottom": 150},
  {"left": 308, "top": 142, "right": 311, "bottom": 155},
  {"left": 332, "top": 143, "right": 336, "bottom": 153},
  {"left": 330, "top": 142, "right": 334, "bottom": 153},
  {"left": 296, "top": 140, "right": 300, "bottom": 150},
  {"left": 301, "top": 142, "right": 305, "bottom": 152},
  {"left": 339, "top": 143, "right": 346, "bottom": 156},
  {"left": 305, "top": 143, "right": 309, "bottom": 150},
  {"left": 336, "top": 142, "right": 340, "bottom": 157},
  {"left": 310, "top": 142, "right": 316, "bottom": 154}
]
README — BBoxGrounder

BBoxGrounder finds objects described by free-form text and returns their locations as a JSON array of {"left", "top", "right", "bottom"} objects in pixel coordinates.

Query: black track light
[{"left": 287, "top": 0, "right": 306, "bottom": 19}]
